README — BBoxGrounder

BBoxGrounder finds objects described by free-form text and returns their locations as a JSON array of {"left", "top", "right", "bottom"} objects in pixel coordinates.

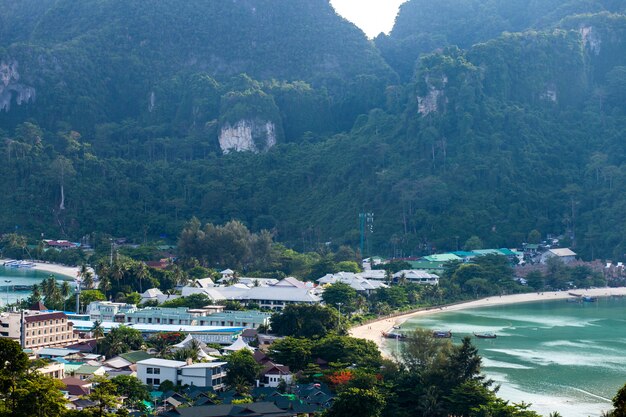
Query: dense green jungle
[{"left": 2, "top": 0, "right": 626, "bottom": 260}]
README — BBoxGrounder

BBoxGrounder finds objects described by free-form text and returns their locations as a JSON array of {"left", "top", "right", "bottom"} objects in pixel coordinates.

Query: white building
[
  {"left": 541, "top": 248, "right": 577, "bottom": 265},
  {"left": 86, "top": 301, "right": 136, "bottom": 322},
  {"left": 180, "top": 277, "right": 321, "bottom": 311},
  {"left": 317, "top": 272, "right": 389, "bottom": 293},
  {"left": 136, "top": 358, "right": 227, "bottom": 389},
  {"left": 393, "top": 270, "right": 439, "bottom": 285}
]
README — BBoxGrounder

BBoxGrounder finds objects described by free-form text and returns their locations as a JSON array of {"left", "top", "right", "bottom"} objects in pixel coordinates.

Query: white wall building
[
  {"left": 136, "top": 358, "right": 227, "bottom": 389},
  {"left": 393, "top": 270, "right": 440, "bottom": 285},
  {"left": 540, "top": 248, "right": 577, "bottom": 265},
  {"left": 86, "top": 301, "right": 136, "bottom": 322}
]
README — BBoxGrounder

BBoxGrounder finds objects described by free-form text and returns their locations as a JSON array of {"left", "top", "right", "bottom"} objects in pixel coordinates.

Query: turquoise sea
[
  {"left": 395, "top": 297, "right": 626, "bottom": 417},
  {"left": 0, "top": 265, "right": 75, "bottom": 306}
]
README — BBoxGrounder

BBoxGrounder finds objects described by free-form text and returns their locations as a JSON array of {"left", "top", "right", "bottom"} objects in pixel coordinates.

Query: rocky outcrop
[
  {"left": 580, "top": 26, "right": 601, "bottom": 55},
  {"left": 541, "top": 83, "right": 558, "bottom": 103},
  {"left": 219, "top": 119, "right": 277, "bottom": 154},
  {"left": 418, "top": 76, "right": 448, "bottom": 116},
  {"left": 0, "top": 59, "right": 36, "bottom": 112}
]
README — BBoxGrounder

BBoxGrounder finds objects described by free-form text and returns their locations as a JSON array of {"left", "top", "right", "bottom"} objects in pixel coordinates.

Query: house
[
  {"left": 136, "top": 358, "right": 227, "bottom": 389},
  {"left": 61, "top": 376, "right": 92, "bottom": 397},
  {"left": 259, "top": 362, "right": 293, "bottom": 387},
  {"left": 541, "top": 248, "right": 577, "bottom": 265}
]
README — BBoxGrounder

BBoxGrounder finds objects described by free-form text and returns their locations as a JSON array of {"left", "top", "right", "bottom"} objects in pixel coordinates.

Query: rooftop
[{"left": 137, "top": 358, "right": 187, "bottom": 368}]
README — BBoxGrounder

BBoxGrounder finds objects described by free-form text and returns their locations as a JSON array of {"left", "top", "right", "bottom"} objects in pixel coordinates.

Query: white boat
[{"left": 8, "top": 260, "right": 35, "bottom": 268}]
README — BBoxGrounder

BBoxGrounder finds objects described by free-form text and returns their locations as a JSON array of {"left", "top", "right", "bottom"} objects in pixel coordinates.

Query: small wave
[{"left": 482, "top": 358, "right": 533, "bottom": 370}]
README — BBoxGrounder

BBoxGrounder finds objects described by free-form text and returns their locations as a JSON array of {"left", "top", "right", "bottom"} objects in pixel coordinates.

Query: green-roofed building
[
  {"left": 498, "top": 248, "right": 523, "bottom": 257},
  {"left": 407, "top": 261, "right": 447, "bottom": 273},
  {"left": 472, "top": 249, "right": 502, "bottom": 256},
  {"left": 423, "top": 253, "right": 462, "bottom": 262},
  {"left": 119, "top": 351, "right": 154, "bottom": 364},
  {"left": 74, "top": 364, "right": 105, "bottom": 379}
]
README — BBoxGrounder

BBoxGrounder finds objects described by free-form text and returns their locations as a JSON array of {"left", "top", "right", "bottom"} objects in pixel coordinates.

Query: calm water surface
[
  {"left": 0, "top": 266, "right": 74, "bottom": 306},
  {"left": 396, "top": 297, "right": 626, "bottom": 417}
]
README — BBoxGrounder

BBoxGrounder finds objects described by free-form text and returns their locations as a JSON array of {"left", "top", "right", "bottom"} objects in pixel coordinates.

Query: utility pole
[
  {"left": 359, "top": 212, "right": 374, "bottom": 258},
  {"left": 4, "top": 280, "right": 11, "bottom": 308},
  {"left": 337, "top": 302, "right": 343, "bottom": 332},
  {"left": 110, "top": 238, "right": 114, "bottom": 266},
  {"left": 75, "top": 278, "right": 81, "bottom": 314}
]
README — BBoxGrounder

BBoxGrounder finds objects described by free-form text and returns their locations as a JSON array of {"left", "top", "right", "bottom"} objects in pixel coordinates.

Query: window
[
  {"left": 153, "top": 378, "right": 160, "bottom": 385},
  {"left": 147, "top": 368, "right": 154, "bottom": 374},
  {"left": 147, "top": 378, "right": 153, "bottom": 385},
  {"left": 153, "top": 368, "right": 160, "bottom": 375}
]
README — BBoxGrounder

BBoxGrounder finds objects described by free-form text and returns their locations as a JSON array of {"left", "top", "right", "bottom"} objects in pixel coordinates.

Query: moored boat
[
  {"left": 474, "top": 332, "right": 497, "bottom": 339},
  {"left": 432, "top": 330, "right": 452, "bottom": 338},
  {"left": 382, "top": 331, "right": 406, "bottom": 339},
  {"left": 582, "top": 296, "right": 598, "bottom": 302}
]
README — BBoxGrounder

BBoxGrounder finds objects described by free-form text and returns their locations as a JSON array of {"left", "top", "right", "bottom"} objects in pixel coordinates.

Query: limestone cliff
[
  {"left": 418, "top": 76, "right": 447, "bottom": 116},
  {"left": 219, "top": 119, "right": 277, "bottom": 154},
  {"left": 0, "top": 59, "right": 36, "bottom": 112}
]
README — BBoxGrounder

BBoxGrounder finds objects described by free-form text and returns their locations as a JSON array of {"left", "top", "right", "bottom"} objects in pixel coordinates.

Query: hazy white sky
[{"left": 329, "top": 0, "right": 408, "bottom": 38}]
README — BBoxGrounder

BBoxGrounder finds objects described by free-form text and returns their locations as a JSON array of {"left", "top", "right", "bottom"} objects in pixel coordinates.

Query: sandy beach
[
  {"left": 32, "top": 262, "right": 82, "bottom": 279},
  {"left": 1, "top": 259, "right": 81, "bottom": 279},
  {"left": 349, "top": 287, "right": 626, "bottom": 356}
]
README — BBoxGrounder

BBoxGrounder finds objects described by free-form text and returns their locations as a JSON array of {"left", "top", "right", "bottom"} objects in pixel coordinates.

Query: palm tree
[
  {"left": 112, "top": 261, "right": 125, "bottom": 290},
  {"left": 91, "top": 321, "right": 104, "bottom": 354},
  {"left": 98, "top": 276, "right": 112, "bottom": 298},
  {"left": 134, "top": 263, "right": 149, "bottom": 293},
  {"left": 28, "top": 283, "right": 42, "bottom": 304},
  {"left": 82, "top": 271, "right": 94, "bottom": 289},
  {"left": 384, "top": 269, "right": 393, "bottom": 285},
  {"left": 60, "top": 281, "right": 71, "bottom": 311}
]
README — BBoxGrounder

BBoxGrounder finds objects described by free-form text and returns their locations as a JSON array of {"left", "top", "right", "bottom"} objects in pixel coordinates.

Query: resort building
[
  {"left": 196, "top": 310, "right": 271, "bottom": 328},
  {"left": 136, "top": 358, "right": 227, "bottom": 389},
  {"left": 86, "top": 301, "right": 136, "bottom": 322},
  {"left": 317, "top": 272, "right": 389, "bottom": 293},
  {"left": 393, "top": 270, "right": 440, "bottom": 285},
  {"left": 179, "top": 278, "right": 322, "bottom": 310},
  {"left": 0, "top": 310, "right": 79, "bottom": 349}
]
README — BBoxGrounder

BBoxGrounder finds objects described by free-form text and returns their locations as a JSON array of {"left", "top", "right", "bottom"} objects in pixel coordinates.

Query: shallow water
[
  {"left": 0, "top": 265, "right": 74, "bottom": 306},
  {"left": 397, "top": 297, "right": 626, "bottom": 417}
]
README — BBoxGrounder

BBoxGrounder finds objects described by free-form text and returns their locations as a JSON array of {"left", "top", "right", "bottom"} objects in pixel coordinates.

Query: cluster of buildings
[{"left": 379, "top": 246, "right": 578, "bottom": 275}]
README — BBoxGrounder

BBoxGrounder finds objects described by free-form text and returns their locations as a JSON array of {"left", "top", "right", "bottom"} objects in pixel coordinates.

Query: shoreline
[
  {"left": 1, "top": 259, "right": 80, "bottom": 280},
  {"left": 32, "top": 262, "right": 81, "bottom": 279},
  {"left": 349, "top": 287, "right": 626, "bottom": 357}
]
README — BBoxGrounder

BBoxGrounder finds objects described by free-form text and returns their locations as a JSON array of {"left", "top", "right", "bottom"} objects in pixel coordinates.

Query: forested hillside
[{"left": 2, "top": 0, "right": 626, "bottom": 260}]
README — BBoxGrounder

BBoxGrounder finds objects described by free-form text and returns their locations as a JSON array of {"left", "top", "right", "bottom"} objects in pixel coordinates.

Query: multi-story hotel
[{"left": 0, "top": 310, "right": 79, "bottom": 349}]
